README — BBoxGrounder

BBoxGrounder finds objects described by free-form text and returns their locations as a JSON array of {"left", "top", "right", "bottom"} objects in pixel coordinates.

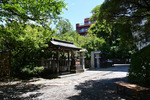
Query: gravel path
[{"left": 0, "top": 64, "right": 139, "bottom": 100}]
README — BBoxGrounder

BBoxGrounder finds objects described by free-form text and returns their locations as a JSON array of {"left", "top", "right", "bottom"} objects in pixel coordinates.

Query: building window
[
  {"left": 79, "top": 28, "right": 85, "bottom": 32},
  {"left": 85, "top": 28, "right": 88, "bottom": 32},
  {"left": 85, "top": 21, "right": 91, "bottom": 25}
]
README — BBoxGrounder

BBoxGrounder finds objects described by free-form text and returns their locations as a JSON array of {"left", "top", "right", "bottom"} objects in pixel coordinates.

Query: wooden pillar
[
  {"left": 115, "top": 84, "right": 119, "bottom": 94},
  {"left": 68, "top": 51, "right": 70, "bottom": 71},
  {"left": 41, "top": 57, "right": 44, "bottom": 67},
  {"left": 56, "top": 51, "right": 59, "bottom": 73},
  {"left": 71, "top": 51, "right": 73, "bottom": 67}
]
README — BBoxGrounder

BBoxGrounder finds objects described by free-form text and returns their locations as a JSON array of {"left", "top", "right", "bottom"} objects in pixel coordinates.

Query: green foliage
[
  {"left": 81, "top": 33, "right": 107, "bottom": 59},
  {"left": 91, "top": 1, "right": 150, "bottom": 86},
  {"left": 0, "top": 0, "right": 67, "bottom": 77},
  {"left": 88, "top": 21, "right": 110, "bottom": 40},
  {"left": 57, "top": 31, "right": 85, "bottom": 47},
  {"left": 90, "top": 5, "right": 101, "bottom": 21},
  {"left": 58, "top": 31, "right": 107, "bottom": 59},
  {"left": 128, "top": 45, "right": 150, "bottom": 87},
  {"left": 56, "top": 18, "right": 73, "bottom": 35},
  {"left": 115, "top": 21, "right": 135, "bottom": 47},
  {"left": 99, "top": 0, "right": 150, "bottom": 23},
  {"left": 0, "top": 23, "right": 54, "bottom": 76},
  {"left": 0, "top": 0, "right": 66, "bottom": 25},
  {"left": 89, "top": 3, "right": 137, "bottom": 59},
  {"left": 22, "top": 65, "right": 44, "bottom": 76},
  {"left": 98, "top": 0, "right": 150, "bottom": 44},
  {"left": 0, "top": 22, "right": 53, "bottom": 50},
  {"left": 88, "top": 21, "right": 134, "bottom": 59}
]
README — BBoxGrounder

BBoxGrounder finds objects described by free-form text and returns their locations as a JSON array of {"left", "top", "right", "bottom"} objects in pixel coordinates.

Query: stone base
[
  {"left": 70, "top": 65, "right": 85, "bottom": 73},
  {"left": 75, "top": 69, "right": 85, "bottom": 73}
]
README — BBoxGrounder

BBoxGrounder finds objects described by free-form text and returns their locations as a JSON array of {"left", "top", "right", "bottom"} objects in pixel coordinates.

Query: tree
[
  {"left": 99, "top": 0, "right": 150, "bottom": 22},
  {"left": 97, "top": 0, "right": 150, "bottom": 86},
  {"left": 88, "top": 4, "right": 136, "bottom": 59},
  {"left": 88, "top": 21, "right": 110, "bottom": 41},
  {"left": 0, "top": 0, "right": 66, "bottom": 26},
  {"left": 90, "top": 5, "right": 101, "bottom": 22},
  {"left": 57, "top": 31, "right": 81, "bottom": 45},
  {"left": 0, "top": 23, "right": 55, "bottom": 76},
  {"left": 0, "top": 0, "right": 67, "bottom": 76},
  {"left": 98, "top": 0, "right": 150, "bottom": 45},
  {"left": 55, "top": 18, "right": 73, "bottom": 35},
  {"left": 81, "top": 33, "right": 107, "bottom": 59}
]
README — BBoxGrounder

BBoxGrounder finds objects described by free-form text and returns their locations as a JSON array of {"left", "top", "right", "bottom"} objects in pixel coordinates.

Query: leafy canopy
[
  {"left": 99, "top": 0, "right": 150, "bottom": 23},
  {"left": 88, "top": 4, "right": 137, "bottom": 59},
  {"left": 0, "top": 23, "right": 53, "bottom": 51},
  {"left": 98, "top": 0, "right": 150, "bottom": 43},
  {"left": 0, "top": 0, "right": 66, "bottom": 25}
]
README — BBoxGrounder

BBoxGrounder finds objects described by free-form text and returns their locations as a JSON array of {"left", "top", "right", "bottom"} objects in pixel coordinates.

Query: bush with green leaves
[
  {"left": 22, "top": 64, "right": 44, "bottom": 77},
  {"left": 128, "top": 45, "right": 150, "bottom": 87}
]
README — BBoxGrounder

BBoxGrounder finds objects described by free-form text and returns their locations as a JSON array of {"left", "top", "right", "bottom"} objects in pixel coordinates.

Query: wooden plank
[
  {"left": 115, "top": 81, "right": 150, "bottom": 100},
  {"left": 114, "top": 81, "right": 149, "bottom": 92}
]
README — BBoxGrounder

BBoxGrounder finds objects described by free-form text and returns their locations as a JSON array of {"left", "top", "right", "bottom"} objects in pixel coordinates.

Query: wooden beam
[{"left": 68, "top": 51, "right": 70, "bottom": 71}]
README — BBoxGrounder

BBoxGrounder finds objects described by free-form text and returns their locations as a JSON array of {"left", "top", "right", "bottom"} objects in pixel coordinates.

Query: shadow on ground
[
  {"left": 67, "top": 77, "right": 140, "bottom": 100},
  {"left": 0, "top": 82, "right": 44, "bottom": 100}
]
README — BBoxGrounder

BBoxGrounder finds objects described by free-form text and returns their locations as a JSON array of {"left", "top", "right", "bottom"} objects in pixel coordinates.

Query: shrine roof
[{"left": 50, "top": 38, "right": 81, "bottom": 51}]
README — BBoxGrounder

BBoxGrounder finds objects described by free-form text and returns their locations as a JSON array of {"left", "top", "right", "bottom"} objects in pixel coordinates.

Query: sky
[{"left": 61, "top": 0, "right": 105, "bottom": 30}]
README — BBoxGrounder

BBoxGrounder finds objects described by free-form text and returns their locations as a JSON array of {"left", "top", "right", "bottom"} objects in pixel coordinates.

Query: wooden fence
[
  {"left": 0, "top": 51, "right": 10, "bottom": 77},
  {"left": 34, "top": 58, "right": 71, "bottom": 73}
]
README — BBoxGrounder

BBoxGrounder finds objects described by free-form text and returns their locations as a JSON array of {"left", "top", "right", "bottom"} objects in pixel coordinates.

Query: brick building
[{"left": 76, "top": 18, "right": 94, "bottom": 36}]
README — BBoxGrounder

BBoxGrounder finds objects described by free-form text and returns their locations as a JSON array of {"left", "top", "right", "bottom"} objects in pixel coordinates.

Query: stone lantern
[
  {"left": 79, "top": 49, "right": 88, "bottom": 70},
  {"left": 95, "top": 51, "right": 101, "bottom": 68},
  {"left": 91, "top": 51, "right": 101, "bottom": 68}
]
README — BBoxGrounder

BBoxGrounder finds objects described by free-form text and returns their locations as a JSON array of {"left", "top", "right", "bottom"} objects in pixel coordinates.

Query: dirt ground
[{"left": 0, "top": 64, "right": 147, "bottom": 100}]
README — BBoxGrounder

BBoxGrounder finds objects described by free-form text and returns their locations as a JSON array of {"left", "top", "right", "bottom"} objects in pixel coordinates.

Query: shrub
[
  {"left": 128, "top": 45, "right": 150, "bottom": 87},
  {"left": 22, "top": 64, "right": 44, "bottom": 77}
]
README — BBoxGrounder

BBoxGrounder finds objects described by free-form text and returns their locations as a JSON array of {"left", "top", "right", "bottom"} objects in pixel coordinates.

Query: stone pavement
[
  {"left": 28, "top": 64, "right": 129, "bottom": 86},
  {"left": 0, "top": 64, "right": 135, "bottom": 100}
]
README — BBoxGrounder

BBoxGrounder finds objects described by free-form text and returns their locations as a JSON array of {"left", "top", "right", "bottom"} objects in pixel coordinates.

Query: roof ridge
[{"left": 51, "top": 38, "right": 74, "bottom": 45}]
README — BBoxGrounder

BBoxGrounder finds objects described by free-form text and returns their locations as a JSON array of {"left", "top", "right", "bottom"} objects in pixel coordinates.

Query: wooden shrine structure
[{"left": 41, "top": 38, "right": 82, "bottom": 74}]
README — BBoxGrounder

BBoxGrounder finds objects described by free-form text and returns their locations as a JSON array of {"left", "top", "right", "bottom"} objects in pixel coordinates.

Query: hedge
[{"left": 128, "top": 44, "right": 150, "bottom": 87}]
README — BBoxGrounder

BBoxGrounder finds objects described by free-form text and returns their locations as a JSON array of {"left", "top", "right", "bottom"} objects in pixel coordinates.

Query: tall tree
[
  {"left": 98, "top": 0, "right": 150, "bottom": 46},
  {"left": 89, "top": 4, "right": 136, "bottom": 59},
  {"left": 97, "top": 0, "right": 150, "bottom": 85},
  {"left": 99, "top": 0, "right": 150, "bottom": 22},
  {"left": 0, "top": 23, "right": 55, "bottom": 75},
  {"left": 0, "top": 0, "right": 67, "bottom": 76}
]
